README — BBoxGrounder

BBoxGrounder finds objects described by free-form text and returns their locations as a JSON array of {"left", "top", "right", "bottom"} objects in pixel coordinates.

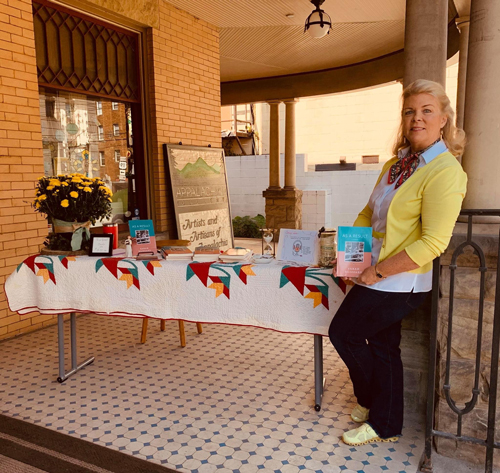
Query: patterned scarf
[{"left": 388, "top": 139, "right": 440, "bottom": 189}]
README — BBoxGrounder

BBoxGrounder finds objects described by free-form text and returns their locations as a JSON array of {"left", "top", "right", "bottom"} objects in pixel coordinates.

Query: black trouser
[{"left": 328, "top": 284, "right": 429, "bottom": 438}]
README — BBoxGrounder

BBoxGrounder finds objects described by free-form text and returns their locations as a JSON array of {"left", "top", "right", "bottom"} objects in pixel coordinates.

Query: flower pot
[{"left": 51, "top": 219, "right": 91, "bottom": 251}]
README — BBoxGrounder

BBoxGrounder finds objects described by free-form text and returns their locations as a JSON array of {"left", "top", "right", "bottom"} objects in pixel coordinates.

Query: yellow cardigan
[{"left": 353, "top": 151, "right": 467, "bottom": 274}]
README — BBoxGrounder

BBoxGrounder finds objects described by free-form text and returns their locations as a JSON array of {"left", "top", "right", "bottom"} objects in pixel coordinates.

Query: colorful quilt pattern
[
  {"left": 186, "top": 262, "right": 256, "bottom": 299},
  {"left": 280, "top": 265, "right": 346, "bottom": 309},
  {"left": 16, "top": 254, "right": 77, "bottom": 285}
]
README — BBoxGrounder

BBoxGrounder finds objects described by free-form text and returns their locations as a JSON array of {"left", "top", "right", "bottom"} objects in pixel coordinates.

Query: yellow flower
[
  {"left": 49, "top": 179, "right": 61, "bottom": 186},
  {"left": 46, "top": 185, "right": 54, "bottom": 191},
  {"left": 70, "top": 191, "right": 78, "bottom": 198},
  {"left": 72, "top": 177, "right": 82, "bottom": 183},
  {"left": 99, "top": 186, "right": 112, "bottom": 195},
  {"left": 60, "top": 200, "right": 69, "bottom": 207},
  {"left": 62, "top": 182, "right": 69, "bottom": 186},
  {"left": 35, "top": 201, "right": 41, "bottom": 209},
  {"left": 38, "top": 194, "right": 47, "bottom": 201},
  {"left": 83, "top": 186, "right": 92, "bottom": 192},
  {"left": 107, "top": 197, "right": 113, "bottom": 201}
]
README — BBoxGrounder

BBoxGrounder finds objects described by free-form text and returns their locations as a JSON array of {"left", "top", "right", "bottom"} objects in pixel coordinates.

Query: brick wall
[
  {"left": 0, "top": 0, "right": 47, "bottom": 341},
  {"left": 147, "top": 1, "right": 221, "bottom": 234},
  {"left": 0, "top": 0, "right": 221, "bottom": 340}
]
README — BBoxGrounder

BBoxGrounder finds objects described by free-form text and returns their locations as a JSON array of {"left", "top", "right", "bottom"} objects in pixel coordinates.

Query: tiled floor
[{"left": 0, "top": 315, "right": 424, "bottom": 473}]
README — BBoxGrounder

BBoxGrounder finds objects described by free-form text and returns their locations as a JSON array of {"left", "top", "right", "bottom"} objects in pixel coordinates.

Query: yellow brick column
[{"left": 0, "top": 0, "right": 47, "bottom": 340}]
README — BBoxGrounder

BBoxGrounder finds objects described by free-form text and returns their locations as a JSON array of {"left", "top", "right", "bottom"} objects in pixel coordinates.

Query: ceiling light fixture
[{"left": 304, "top": 0, "right": 332, "bottom": 39}]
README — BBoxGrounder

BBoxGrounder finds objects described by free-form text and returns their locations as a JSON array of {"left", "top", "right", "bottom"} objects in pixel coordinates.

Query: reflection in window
[
  {"left": 39, "top": 87, "right": 134, "bottom": 226},
  {"left": 45, "top": 98, "right": 55, "bottom": 118}
]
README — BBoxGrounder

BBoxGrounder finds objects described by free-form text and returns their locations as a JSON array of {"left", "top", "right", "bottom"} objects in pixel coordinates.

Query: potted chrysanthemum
[{"left": 33, "top": 174, "right": 113, "bottom": 253}]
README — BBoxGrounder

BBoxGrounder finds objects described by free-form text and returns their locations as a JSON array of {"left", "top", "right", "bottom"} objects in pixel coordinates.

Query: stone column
[
  {"left": 398, "top": 0, "right": 450, "bottom": 423},
  {"left": 403, "top": 0, "right": 448, "bottom": 87},
  {"left": 461, "top": 0, "right": 500, "bottom": 217},
  {"left": 268, "top": 101, "right": 281, "bottom": 190},
  {"left": 284, "top": 99, "right": 298, "bottom": 190},
  {"left": 455, "top": 17, "right": 470, "bottom": 131}
]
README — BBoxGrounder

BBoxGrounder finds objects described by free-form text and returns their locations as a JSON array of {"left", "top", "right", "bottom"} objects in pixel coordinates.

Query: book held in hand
[
  {"left": 336, "top": 226, "right": 372, "bottom": 277},
  {"left": 161, "top": 246, "right": 193, "bottom": 260}
]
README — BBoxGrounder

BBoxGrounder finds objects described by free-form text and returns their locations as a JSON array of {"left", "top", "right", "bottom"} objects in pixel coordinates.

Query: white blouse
[{"left": 356, "top": 140, "right": 448, "bottom": 293}]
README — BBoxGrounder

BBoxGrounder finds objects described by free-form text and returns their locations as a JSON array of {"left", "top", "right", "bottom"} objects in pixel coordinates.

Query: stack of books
[
  {"left": 161, "top": 246, "right": 193, "bottom": 260},
  {"left": 193, "top": 247, "right": 220, "bottom": 262},
  {"left": 219, "top": 248, "right": 252, "bottom": 263}
]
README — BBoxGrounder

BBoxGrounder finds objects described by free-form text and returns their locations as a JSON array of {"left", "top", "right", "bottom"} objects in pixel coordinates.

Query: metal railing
[{"left": 421, "top": 209, "right": 500, "bottom": 473}]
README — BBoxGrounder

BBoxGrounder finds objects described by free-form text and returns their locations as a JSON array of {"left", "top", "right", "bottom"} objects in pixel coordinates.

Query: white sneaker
[
  {"left": 342, "top": 423, "right": 398, "bottom": 446},
  {"left": 351, "top": 404, "right": 369, "bottom": 423}
]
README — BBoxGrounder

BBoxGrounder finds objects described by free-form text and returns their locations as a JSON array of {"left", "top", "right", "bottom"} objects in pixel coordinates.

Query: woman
[{"left": 329, "top": 79, "right": 467, "bottom": 446}]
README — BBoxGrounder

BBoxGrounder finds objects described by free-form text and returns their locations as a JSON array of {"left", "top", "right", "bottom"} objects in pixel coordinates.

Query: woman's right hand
[
  {"left": 331, "top": 259, "right": 338, "bottom": 277},
  {"left": 331, "top": 258, "right": 355, "bottom": 285}
]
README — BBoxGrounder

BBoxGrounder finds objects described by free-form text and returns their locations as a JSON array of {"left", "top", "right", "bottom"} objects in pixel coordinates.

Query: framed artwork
[
  {"left": 276, "top": 229, "right": 319, "bottom": 266},
  {"left": 88, "top": 234, "right": 113, "bottom": 257},
  {"left": 163, "top": 144, "right": 234, "bottom": 251}
]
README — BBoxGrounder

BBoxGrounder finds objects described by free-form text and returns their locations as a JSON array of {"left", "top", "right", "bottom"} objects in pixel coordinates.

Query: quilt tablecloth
[{"left": 5, "top": 255, "right": 346, "bottom": 336}]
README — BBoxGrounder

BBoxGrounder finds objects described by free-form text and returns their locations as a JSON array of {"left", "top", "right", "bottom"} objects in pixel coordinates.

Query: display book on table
[
  {"left": 192, "top": 247, "right": 220, "bottom": 262},
  {"left": 336, "top": 226, "right": 372, "bottom": 277},
  {"left": 161, "top": 246, "right": 194, "bottom": 260},
  {"left": 128, "top": 219, "right": 158, "bottom": 259}
]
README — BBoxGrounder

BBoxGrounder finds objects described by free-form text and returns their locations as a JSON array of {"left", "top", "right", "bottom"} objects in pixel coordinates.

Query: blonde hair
[{"left": 392, "top": 79, "right": 466, "bottom": 158}]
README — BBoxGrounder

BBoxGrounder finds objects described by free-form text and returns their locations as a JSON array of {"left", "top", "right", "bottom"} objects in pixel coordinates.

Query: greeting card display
[
  {"left": 128, "top": 219, "right": 157, "bottom": 257},
  {"left": 276, "top": 229, "right": 319, "bottom": 266},
  {"left": 336, "top": 226, "right": 372, "bottom": 277}
]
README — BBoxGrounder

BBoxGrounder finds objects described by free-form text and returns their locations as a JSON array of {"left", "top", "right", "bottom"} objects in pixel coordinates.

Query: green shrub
[{"left": 232, "top": 214, "right": 265, "bottom": 238}]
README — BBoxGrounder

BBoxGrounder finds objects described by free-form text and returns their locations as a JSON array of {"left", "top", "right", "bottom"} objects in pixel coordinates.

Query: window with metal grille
[{"left": 33, "top": 1, "right": 140, "bottom": 102}]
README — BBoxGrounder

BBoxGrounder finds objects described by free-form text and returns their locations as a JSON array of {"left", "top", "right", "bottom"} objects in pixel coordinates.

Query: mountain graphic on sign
[{"left": 177, "top": 157, "right": 221, "bottom": 178}]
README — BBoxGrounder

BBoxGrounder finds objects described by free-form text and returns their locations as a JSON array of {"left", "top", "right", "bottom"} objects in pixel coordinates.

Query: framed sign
[
  {"left": 163, "top": 144, "right": 234, "bottom": 251},
  {"left": 89, "top": 234, "right": 113, "bottom": 257}
]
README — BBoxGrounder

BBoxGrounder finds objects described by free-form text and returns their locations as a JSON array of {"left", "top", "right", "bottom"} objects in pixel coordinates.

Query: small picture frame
[{"left": 89, "top": 234, "right": 113, "bottom": 257}]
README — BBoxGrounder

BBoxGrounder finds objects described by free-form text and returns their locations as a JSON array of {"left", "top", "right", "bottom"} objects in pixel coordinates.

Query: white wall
[
  {"left": 226, "top": 154, "right": 379, "bottom": 231},
  {"left": 253, "top": 58, "right": 459, "bottom": 168}
]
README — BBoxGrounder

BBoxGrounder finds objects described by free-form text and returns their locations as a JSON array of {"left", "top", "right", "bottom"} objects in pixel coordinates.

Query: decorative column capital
[
  {"left": 283, "top": 98, "right": 299, "bottom": 104},
  {"left": 267, "top": 100, "right": 282, "bottom": 105}
]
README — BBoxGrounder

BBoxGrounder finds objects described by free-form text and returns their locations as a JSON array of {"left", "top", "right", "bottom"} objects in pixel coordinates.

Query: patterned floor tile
[{"left": 0, "top": 315, "right": 425, "bottom": 472}]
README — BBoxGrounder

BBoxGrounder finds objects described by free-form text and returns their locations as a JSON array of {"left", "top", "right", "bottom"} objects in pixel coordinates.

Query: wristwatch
[{"left": 375, "top": 264, "right": 386, "bottom": 279}]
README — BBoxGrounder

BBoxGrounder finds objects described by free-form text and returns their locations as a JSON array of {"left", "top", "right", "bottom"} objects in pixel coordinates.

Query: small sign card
[
  {"left": 276, "top": 229, "right": 319, "bottom": 266},
  {"left": 128, "top": 219, "right": 157, "bottom": 256},
  {"left": 336, "top": 226, "right": 372, "bottom": 277}
]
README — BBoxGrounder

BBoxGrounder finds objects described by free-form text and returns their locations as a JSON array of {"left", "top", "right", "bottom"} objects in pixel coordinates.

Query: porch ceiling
[{"left": 166, "top": 0, "right": 406, "bottom": 82}]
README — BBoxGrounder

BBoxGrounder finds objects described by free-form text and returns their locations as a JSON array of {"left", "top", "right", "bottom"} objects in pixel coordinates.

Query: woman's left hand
[{"left": 357, "top": 266, "right": 379, "bottom": 286}]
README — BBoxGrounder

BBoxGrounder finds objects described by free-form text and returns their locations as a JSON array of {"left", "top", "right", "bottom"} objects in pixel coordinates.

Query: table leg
[
  {"left": 57, "top": 313, "right": 94, "bottom": 383},
  {"left": 314, "top": 334, "right": 325, "bottom": 412}
]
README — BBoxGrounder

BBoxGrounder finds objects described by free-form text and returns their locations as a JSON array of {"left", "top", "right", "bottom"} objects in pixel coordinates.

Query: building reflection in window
[{"left": 39, "top": 87, "right": 133, "bottom": 225}]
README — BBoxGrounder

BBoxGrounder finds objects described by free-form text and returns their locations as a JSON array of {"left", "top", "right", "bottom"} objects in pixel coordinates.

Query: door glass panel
[{"left": 39, "top": 86, "right": 134, "bottom": 225}]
